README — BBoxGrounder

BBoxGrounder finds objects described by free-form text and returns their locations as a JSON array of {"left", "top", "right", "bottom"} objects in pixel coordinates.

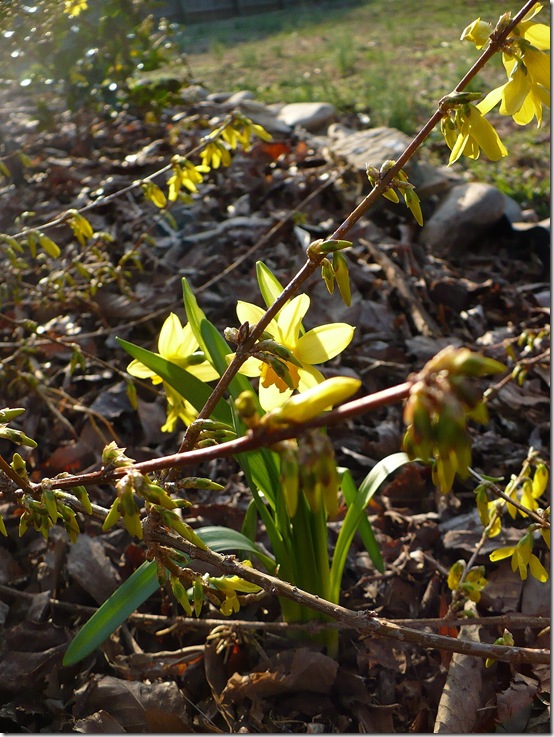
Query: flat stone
[
  {"left": 224, "top": 89, "right": 256, "bottom": 105},
  {"left": 221, "top": 98, "right": 292, "bottom": 135},
  {"left": 331, "top": 126, "right": 412, "bottom": 171},
  {"left": 330, "top": 126, "right": 453, "bottom": 200},
  {"left": 420, "top": 182, "right": 505, "bottom": 256},
  {"left": 277, "top": 102, "right": 336, "bottom": 132}
]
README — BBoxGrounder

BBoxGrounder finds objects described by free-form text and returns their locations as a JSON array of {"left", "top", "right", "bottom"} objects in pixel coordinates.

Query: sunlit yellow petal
[
  {"left": 236, "top": 300, "right": 266, "bottom": 327},
  {"left": 477, "top": 85, "right": 504, "bottom": 115},
  {"left": 520, "top": 4, "right": 542, "bottom": 23},
  {"left": 296, "top": 323, "right": 354, "bottom": 364},
  {"left": 279, "top": 294, "right": 310, "bottom": 346},
  {"left": 520, "top": 21, "right": 550, "bottom": 50},
  {"left": 513, "top": 92, "right": 541, "bottom": 125},
  {"left": 237, "top": 355, "right": 264, "bottom": 378},
  {"left": 158, "top": 313, "right": 183, "bottom": 356},
  {"left": 127, "top": 358, "right": 156, "bottom": 381},
  {"left": 467, "top": 107, "right": 508, "bottom": 160},
  {"left": 460, "top": 18, "right": 492, "bottom": 49},
  {"left": 188, "top": 361, "right": 220, "bottom": 382},
  {"left": 489, "top": 545, "right": 515, "bottom": 562},
  {"left": 500, "top": 67, "right": 530, "bottom": 116},
  {"left": 297, "top": 364, "right": 325, "bottom": 392},
  {"left": 528, "top": 554, "right": 548, "bottom": 582},
  {"left": 259, "top": 380, "right": 293, "bottom": 411},
  {"left": 448, "top": 132, "right": 470, "bottom": 164},
  {"left": 524, "top": 48, "right": 550, "bottom": 89}
]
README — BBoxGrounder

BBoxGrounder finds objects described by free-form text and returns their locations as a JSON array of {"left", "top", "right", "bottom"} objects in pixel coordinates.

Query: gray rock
[
  {"left": 224, "top": 89, "right": 256, "bottom": 105},
  {"left": 502, "top": 193, "right": 523, "bottom": 223},
  {"left": 420, "top": 182, "right": 505, "bottom": 256},
  {"left": 222, "top": 98, "right": 292, "bottom": 135},
  {"left": 277, "top": 102, "right": 336, "bottom": 132},
  {"left": 329, "top": 126, "right": 453, "bottom": 200},
  {"left": 331, "top": 126, "right": 413, "bottom": 171}
]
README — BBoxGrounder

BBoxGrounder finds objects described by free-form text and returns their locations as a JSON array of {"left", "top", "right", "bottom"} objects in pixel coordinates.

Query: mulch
[{"left": 0, "top": 87, "right": 550, "bottom": 733}]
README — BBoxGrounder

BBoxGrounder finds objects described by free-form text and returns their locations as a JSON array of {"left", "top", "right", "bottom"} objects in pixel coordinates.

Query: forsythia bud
[{"left": 261, "top": 377, "right": 361, "bottom": 428}]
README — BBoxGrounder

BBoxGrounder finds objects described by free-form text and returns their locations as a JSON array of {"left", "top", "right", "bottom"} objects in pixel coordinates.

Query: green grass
[{"left": 180, "top": 0, "right": 550, "bottom": 215}]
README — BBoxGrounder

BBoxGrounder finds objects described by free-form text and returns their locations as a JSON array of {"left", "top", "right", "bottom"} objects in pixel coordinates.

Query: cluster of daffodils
[
  {"left": 441, "top": 4, "right": 550, "bottom": 165},
  {"left": 127, "top": 312, "right": 219, "bottom": 432}
]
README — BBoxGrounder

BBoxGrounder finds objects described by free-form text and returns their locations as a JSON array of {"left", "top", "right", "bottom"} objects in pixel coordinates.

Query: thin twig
[{"left": 143, "top": 529, "right": 550, "bottom": 665}]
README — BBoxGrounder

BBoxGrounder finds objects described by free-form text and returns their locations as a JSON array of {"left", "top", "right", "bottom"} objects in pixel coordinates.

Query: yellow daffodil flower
[
  {"left": 441, "top": 103, "right": 508, "bottom": 165},
  {"left": 127, "top": 312, "right": 218, "bottom": 431},
  {"left": 230, "top": 295, "right": 355, "bottom": 411}
]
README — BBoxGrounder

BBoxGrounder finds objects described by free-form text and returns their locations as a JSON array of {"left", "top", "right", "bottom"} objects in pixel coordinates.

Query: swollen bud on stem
[{"left": 260, "top": 377, "right": 361, "bottom": 428}]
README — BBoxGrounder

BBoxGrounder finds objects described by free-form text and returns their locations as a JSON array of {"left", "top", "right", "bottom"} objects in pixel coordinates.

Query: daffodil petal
[
  {"left": 158, "top": 313, "right": 184, "bottom": 356},
  {"left": 237, "top": 355, "right": 264, "bottom": 378},
  {"left": 188, "top": 362, "right": 220, "bottom": 382},
  {"left": 296, "top": 323, "right": 354, "bottom": 364},
  {"left": 279, "top": 294, "right": 310, "bottom": 346},
  {"left": 297, "top": 364, "right": 325, "bottom": 391},
  {"left": 259, "top": 381, "right": 293, "bottom": 411},
  {"left": 236, "top": 300, "right": 266, "bottom": 327},
  {"left": 127, "top": 358, "right": 155, "bottom": 379}
]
